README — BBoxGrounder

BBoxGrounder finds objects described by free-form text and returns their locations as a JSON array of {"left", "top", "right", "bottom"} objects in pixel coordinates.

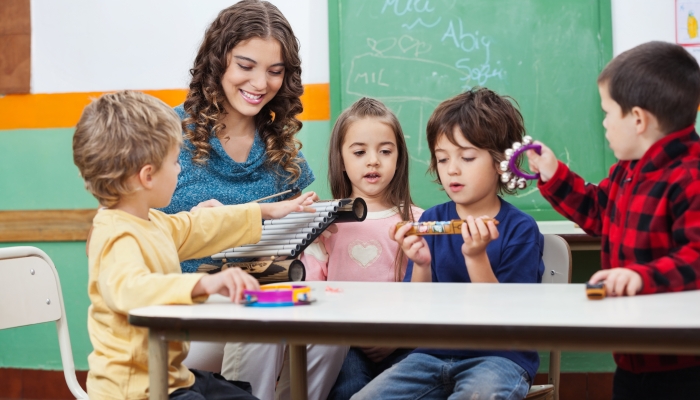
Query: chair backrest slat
[
  {"left": 0, "top": 256, "right": 62, "bottom": 329},
  {"left": 541, "top": 234, "right": 572, "bottom": 285}
]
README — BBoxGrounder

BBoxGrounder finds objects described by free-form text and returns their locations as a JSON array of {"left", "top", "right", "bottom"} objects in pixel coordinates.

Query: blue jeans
[
  {"left": 328, "top": 347, "right": 412, "bottom": 400},
  {"left": 350, "top": 353, "right": 530, "bottom": 400}
]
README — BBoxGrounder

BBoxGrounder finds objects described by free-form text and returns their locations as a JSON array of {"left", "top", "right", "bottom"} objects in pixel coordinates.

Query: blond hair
[{"left": 73, "top": 90, "right": 182, "bottom": 207}]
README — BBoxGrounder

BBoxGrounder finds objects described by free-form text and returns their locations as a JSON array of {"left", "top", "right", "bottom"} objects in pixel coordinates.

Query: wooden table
[{"left": 129, "top": 281, "right": 700, "bottom": 400}]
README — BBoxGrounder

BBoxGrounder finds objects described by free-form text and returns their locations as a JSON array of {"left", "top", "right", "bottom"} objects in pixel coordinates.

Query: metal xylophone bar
[{"left": 212, "top": 198, "right": 368, "bottom": 261}]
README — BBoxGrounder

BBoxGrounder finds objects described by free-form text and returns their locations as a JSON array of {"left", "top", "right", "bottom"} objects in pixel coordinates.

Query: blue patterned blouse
[{"left": 161, "top": 105, "right": 315, "bottom": 272}]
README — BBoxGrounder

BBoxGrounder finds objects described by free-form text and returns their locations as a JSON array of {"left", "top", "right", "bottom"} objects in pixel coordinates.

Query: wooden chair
[
  {"left": 0, "top": 246, "right": 89, "bottom": 399},
  {"left": 525, "top": 234, "right": 572, "bottom": 400}
]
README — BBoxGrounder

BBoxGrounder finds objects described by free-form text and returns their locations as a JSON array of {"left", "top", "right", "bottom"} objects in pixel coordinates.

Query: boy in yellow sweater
[{"left": 72, "top": 90, "right": 315, "bottom": 400}]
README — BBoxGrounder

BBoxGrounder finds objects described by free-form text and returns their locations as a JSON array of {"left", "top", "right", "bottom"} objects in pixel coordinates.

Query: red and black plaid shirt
[{"left": 539, "top": 125, "right": 700, "bottom": 373}]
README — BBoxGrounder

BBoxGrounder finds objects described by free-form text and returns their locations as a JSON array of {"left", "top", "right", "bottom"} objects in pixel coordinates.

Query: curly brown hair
[
  {"left": 426, "top": 87, "right": 526, "bottom": 196},
  {"left": 183, "top": 0, "right": 304, "bottom": 182}
]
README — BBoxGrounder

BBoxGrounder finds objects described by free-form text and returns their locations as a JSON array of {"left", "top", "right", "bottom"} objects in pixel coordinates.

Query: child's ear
[
  {"left": 630, "top": 106, "right": 658, "bottom": 135},
  {"left": 138, "top": 164, "right": 156, "bottom": 189}
]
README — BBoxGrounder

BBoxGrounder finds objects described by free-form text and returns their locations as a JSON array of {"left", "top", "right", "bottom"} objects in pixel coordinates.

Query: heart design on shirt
[{"left": 348, "top": 240, "right": 382, "bottom": 268}]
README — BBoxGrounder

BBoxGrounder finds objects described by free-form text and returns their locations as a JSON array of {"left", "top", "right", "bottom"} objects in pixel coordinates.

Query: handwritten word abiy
[
  {"left": 441, "top": 18, "right": 506, "bottom": 87},
  {"left": 382, "top": 0, "right": 435, "bottom": 16}
]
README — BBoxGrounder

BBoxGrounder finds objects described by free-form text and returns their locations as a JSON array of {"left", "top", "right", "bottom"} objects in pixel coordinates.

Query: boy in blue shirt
[{"left": 353, "top": 88, "right": 544, "bottom": 400}]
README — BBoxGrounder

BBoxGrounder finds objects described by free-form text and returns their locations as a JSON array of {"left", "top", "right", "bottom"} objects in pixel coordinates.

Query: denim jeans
[
  {"left": 328, "top": 347, "right": 412, "bottom": 400},
  {"left": 350, "top": 353, "right": 530, "bottom": 400},
  {"left": 612, "top": 365, "right": 700, "bottom": 400}
]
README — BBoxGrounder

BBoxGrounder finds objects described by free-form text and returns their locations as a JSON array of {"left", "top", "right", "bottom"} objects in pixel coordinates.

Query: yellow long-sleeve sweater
[{"left": 86, "top": 204, "right": 261, "bottom": 400}]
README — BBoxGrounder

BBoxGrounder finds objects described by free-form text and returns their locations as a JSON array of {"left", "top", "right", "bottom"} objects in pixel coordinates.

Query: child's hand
[
  {"left": 192, "top": 267, "right": 260, "bottom": 303},
  {"left": 360, "top": 346, "right": 396, "bottom": 363},
  {"left": 461, "top": 216, "right": 499, "bottom": 258},
  {"left": 589, "top": 268, "right": 643, "bottom": 297},
  {"left": 258, "top": 192, "right": 317, "bottom": 220},
  {"left": 190, "top": 199, "right": 224, "bottom": 212},
  {"left": 525, "top": 141, "right": 559, "bottom": 182},
  {"left": 389, "top": 223, "right": 431, "bottom": 268}
]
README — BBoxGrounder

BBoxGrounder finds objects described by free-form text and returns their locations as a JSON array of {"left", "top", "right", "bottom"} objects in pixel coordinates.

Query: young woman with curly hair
[
  {"left": 162, "top": 0, "right": 315, "bottom": 275},
  {"left": 162, "top": 2, "right": 345, "bottom": 399}
]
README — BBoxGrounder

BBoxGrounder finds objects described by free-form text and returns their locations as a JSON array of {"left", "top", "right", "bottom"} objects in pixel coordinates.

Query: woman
[{"left": 163, "top": 2, "right": 345, "bottom": 399}]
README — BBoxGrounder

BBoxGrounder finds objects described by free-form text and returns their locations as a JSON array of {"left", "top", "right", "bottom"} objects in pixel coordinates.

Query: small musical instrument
[
  {"left": 396, "top": 218, "right": 499, "bottom": 235},
  {"left": 206, "top": 198, "right": 368, "bottom": 283},
  {"left": 243, "top": 284, "right": 313, "bottom": 307},
  {"left": 585, "top": 282, "right": 606, "bottom": 300},
  {"left": 499, "top": 135, "right": 542, "bottom": 190}
]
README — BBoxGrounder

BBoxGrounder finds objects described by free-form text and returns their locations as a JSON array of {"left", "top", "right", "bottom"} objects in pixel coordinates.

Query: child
[
  {"left": 353, "top": 88, "right": 545, "bottom": 400},
  {"left": 527, "top": 41, "right": 700, "bottom": 399},
  {"left": 73, "top": 90, "right": 316, "bottom": 400},
  {"left": 298, "top": 97, "right": 423, "bottom": 399}
]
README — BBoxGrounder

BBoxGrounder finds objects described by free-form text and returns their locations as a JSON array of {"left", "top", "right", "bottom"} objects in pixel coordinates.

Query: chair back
[
  {"left": 0, "top": 246, "right": 89, "bottom": 399},
  {"left": 541, "top": 234, "right": 572, "bottom": 284}
]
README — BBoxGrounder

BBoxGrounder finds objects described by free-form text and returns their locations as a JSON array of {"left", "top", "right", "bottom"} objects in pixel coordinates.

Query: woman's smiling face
[{"left": 221, "top": 37, "right": 285, "bottom": 119}]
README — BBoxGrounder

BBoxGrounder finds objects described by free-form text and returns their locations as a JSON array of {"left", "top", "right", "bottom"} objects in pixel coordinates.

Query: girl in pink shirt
[{"left": 300, "top": 97, "right": 422, "bottom": 399}]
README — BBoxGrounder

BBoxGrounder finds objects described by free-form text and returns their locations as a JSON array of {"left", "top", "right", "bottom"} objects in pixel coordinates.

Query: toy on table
[
  {"left": 585, "top": 282, "right": 606, "bottom": 300},
  {"left": 243, "top": 284, "right": 313, "bottom": 307},
  {"left": 207, "top": 198, "right": 368, "bottom": 283},
  {"left": 396, "top": 218, "right": 499, "bottom": 235},
  {"left": 499, "top": 135, "right": 542, "bottom": 190}
]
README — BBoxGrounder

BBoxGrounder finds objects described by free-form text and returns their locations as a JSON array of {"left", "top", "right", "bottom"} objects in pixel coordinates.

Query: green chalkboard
[{"left": 329, "top": 0, "right": 615, "bottom": 220}]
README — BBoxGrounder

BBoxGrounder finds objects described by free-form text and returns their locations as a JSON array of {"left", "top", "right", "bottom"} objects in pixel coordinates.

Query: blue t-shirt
[
  {"left": 161, "top": 105, "right": 315, "bottom": 272},
  {"left": 404, "top": 198, "right": 544, "bottom": 382}
]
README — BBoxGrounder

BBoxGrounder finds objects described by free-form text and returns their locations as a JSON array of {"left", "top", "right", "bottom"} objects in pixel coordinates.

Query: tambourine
[
  {"left": 499, "top": 135, "right": 542, "bottom": 190},
  {"left": 243, "top": 284, "right": 314, "bottom": 307}
]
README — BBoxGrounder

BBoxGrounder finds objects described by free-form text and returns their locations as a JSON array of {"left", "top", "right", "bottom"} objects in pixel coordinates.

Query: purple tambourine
[{"left": 499, "top": 136, "right": 541, "bottom": 190}]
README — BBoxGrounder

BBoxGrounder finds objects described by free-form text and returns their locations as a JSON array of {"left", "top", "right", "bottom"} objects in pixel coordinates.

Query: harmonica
[{"left": 396, "top": 218, "right": 499, "bottom": 235}]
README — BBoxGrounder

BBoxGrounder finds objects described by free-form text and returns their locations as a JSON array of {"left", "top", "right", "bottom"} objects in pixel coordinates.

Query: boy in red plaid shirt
[{"left": 528, "top": 41, "right": 700, "bottom": 399}]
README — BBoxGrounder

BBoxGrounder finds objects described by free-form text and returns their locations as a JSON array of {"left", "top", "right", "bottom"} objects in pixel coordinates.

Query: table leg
[
  {"left": 289, "top": 344, "right": 308, "bottom": 400},
  {"left": 149, "top": 329, "right": 168, "bottom": 400}
]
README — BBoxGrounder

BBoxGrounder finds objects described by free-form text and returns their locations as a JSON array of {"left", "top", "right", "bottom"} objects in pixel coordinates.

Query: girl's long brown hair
[
  {"left": 328, "top": 98, "right": 416, "bottom": 281},
  {"left": 183, "top": 0, "right": 304, "bottom": 181}
]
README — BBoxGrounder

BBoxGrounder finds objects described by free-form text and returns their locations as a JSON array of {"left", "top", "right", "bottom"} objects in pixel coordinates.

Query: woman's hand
[{"left": 258, "top": 191, "right": 317, "bottom": 220}]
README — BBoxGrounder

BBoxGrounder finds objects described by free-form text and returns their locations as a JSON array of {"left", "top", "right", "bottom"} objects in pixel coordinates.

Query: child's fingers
[
  {"left": 612, "top": 274, "right": 629, "bottom": 298},
  {"left": 461, "top": 221, "right": 472, "bottom": 244},
  {"left": 464, "top": 216, "right": 481, "bottom": 241},
  {"left": 486, "top": 219, "right": 499, "bottom": 240},
  {"left": 626, "top": 274, "right": 642, "bottom": 296},
  {"left": 394, "top": 223, "right": 413, "bottom": 243},
  {"left": 588, "top": 269, "right": 610, "bottom": 284},
  {"left": 388, "top": 225, "right": 397, "bottom": 240},
  {"left": 474, "top": 217, "right": 490, "bottom": 240}
]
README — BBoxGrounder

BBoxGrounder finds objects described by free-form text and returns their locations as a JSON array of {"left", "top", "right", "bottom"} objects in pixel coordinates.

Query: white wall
[
  {"left": 30, "top": 0, "right": 329, "bottom": 93},
  {"left": 611, "top": 0, "right": 676, "bottom": 56}
]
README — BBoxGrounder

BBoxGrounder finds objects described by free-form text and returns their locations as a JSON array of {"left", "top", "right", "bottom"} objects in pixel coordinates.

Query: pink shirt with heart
[{"left": 300, "top": 206, "right": 423, "bottom": 282}]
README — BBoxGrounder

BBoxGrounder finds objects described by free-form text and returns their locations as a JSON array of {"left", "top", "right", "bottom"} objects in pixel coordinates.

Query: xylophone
[{"left": 211, "top": 198, "right": 368, "bottom": 283}]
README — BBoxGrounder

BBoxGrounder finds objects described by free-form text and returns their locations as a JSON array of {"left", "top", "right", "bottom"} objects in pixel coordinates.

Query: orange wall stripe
[{"left": 0, "top": 83, "right": 330, "bottom": 130}]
